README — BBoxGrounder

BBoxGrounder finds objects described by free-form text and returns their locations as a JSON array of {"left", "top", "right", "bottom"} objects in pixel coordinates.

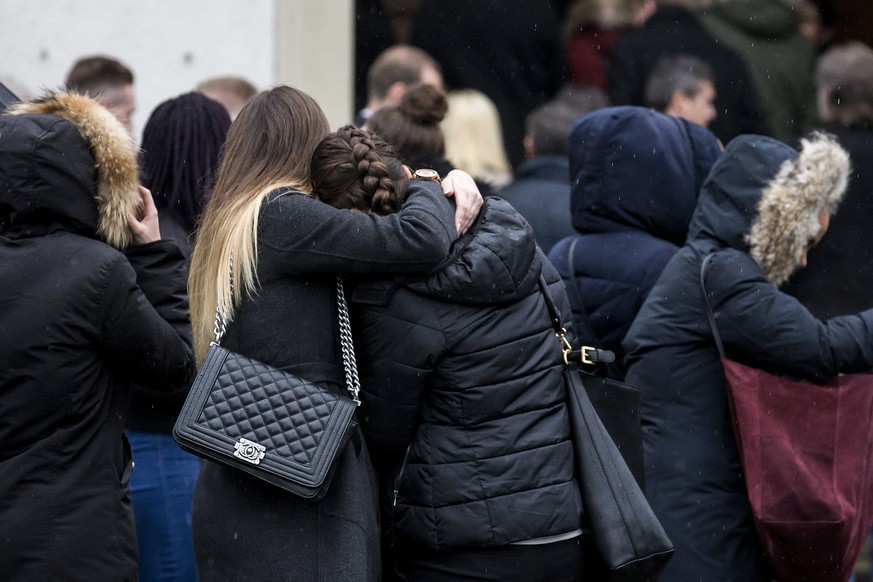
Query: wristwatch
[{"left": 413, "top": 168, "right": 441, "bottom": 184}]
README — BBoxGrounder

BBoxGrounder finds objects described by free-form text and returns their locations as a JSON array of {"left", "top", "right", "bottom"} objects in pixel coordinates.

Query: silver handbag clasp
[{"left": 234, "top": 438, "right": 266, "bottom": 465}]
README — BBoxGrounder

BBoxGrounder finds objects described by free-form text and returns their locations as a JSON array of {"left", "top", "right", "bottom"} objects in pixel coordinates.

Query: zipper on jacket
[{"left": 393, "top": 443, "right": 413, "bottom": 507}]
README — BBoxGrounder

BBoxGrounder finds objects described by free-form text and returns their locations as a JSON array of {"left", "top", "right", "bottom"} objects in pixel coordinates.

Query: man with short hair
[
  {"left": 606, "top": 0, "right": 768, "bottom": 143},
  {"left": 357, "top": 44, "right": 443, "bottom": 126},
  {"left": 500, "top": 93, "right": 606, "bottom": 253},
  {"left": 645, "top": 54, "right": 717, "bottom": 128},
  {"left": 65, "top": 55, "right": 135, "bottom": 132}
]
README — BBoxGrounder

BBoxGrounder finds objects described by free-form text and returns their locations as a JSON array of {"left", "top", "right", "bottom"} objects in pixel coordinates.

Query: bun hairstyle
[
  {"left": 310, "top": 125, "right": 409, "bottom": 215},
  {"left": 366, "top": 83, "right": 448, "bottom": 161},
  {"left": 399, "top": 83, "right": 448, "bottom": 126}
]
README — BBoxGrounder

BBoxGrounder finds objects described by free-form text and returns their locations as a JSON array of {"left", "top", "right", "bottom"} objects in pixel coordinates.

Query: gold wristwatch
[{"left": 413, "top": 168, "right": 441, "bottom": 184}]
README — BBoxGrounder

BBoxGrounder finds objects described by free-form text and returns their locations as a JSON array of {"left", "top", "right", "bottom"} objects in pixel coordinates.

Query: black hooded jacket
[
  {"left": 352, "top": 198, "right": 582, "bottom": 551},
  {"left": 548, "top": 107, "right": 722, "bottom": 370},
  {"left": 622, "top": 135, "right": 873, "bottom": 581},
  {"left": 0, "top": 110, "right": 193, "bottom": 580}
]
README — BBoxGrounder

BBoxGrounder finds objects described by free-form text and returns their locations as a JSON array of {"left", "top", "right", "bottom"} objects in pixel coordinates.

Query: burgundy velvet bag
[{"left": 702, "top": 255, "right": 873, "bottom": 582}]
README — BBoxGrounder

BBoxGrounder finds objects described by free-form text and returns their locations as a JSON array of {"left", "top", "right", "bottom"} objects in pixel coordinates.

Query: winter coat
[
  {"left": 192, "top": 181, "right": 456, "bottom": 582},
  {"left": 622, "top": 133, "right": 870, "bottom": 581},
  {"left": 499, "top": 154, "right": 574, "bottom": 254},
  {"left": 351, "top": 198, "right": 582, "bottom": 552},
  {"left": 547, "top": 107, "right": 722, "bottom": 370},
  {"left": 606, "top": 5, "right": 770, "bottom": 144},
  {"left": 784, "top": 123, "right": 873, "bottom": 317},
  {"left": 702, "top": 0, "right": 818, "bottom": 143},
  {"left": 0, "top": 93, "right": 194, "bottom": 581}
]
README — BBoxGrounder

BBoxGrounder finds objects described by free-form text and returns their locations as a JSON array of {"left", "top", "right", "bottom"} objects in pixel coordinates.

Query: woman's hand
[
  {"left": 441, "top": 169, "right": 484, "bottom": 235},
  {"left": 127, "top": 185, "right": 161, "bottom": 244}
]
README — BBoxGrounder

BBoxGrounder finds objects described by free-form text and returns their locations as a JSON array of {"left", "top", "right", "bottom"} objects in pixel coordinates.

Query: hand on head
[{"left": 441, "top": 169, "right": 483, "bottom": 235}]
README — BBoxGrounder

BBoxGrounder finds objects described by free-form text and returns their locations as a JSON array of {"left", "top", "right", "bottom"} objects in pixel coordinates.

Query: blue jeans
[{"left": 128, "top": 430, "right": 201, "bottom": 582}]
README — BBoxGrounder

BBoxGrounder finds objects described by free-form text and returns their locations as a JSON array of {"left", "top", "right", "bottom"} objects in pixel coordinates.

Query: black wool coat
[
  {"left": 0, "top": 114, "right": 193, "bottom": 580},
  {"left": 623, "top": 136, "right": 873, "bottom": 581},
  {"left": 352, "top": 198, "right": 582, "bottom": 552},
  {"left": 192, "top": 183, "right": 456, "bottom": 582}
]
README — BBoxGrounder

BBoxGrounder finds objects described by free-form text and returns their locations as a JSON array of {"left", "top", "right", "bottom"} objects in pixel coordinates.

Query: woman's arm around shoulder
[{"left": 264, "top": 180, "right": 458, "bottom": 275}]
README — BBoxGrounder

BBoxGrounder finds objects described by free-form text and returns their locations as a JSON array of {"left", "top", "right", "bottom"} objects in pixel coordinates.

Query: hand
[
  {"left": 127, "top": 185, "right": 161, "bottom": 244},
  {"left": 441, "top": 169, "right": 483, "bottom": 235}
]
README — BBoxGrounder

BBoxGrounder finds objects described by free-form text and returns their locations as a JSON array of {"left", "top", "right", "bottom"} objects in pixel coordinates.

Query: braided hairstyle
[{"left": 310, "top": 124, "right": 409, "bottom": 215}]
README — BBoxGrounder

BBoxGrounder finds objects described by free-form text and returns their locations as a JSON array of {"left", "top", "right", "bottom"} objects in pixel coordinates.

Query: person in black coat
[
  {"left": 187, "top": 87, "right": 482, "bottom": 582},
  {"left": 547, "top": 106, "right": 722, "bottom": 374},
  {"left": 500, "top": 98, "right": 597, "bottom": 254},
  {"left": 0, "top": 91, "right": 194, "bottom": 580},
  {"left": 784, "top": 42, "right": 873, "bottom": 318},
  {"left": 622, "top": 131, "right": 873, "bottom": 581},
  {"left": 310, "top": 125, "right": 585, "bottom": 582},
  {"left": 606, "top": 0, "right": 770, "bottom": 144}
]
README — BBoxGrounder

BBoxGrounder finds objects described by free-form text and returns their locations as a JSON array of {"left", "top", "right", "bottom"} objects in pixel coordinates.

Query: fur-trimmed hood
[
  {"left": 0, "top": 91, "right": 139, "bottom": 248},
  {"left": 688, "top": 133, "right": 850, "bottom": 285}
]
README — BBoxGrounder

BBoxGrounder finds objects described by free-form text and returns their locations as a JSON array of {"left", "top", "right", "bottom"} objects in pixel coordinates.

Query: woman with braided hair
[
  {"left": 187, "top": 87, "right": 483, "bottom": 581},
  {"left": 310, "top": 125, "right": 588, "bottom": 581}
]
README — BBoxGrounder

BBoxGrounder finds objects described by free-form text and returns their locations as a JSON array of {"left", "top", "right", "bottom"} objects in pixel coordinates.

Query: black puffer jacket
[
  {"left": 352, "top": 198, "right": 582, "bottom": 551},
  {"left": 0, "top": 97, "right": 193, "bottom": 580}
]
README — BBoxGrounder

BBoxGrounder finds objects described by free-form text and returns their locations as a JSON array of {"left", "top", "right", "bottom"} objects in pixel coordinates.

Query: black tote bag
[
  {"left": 540, "top": 276, "right": 674, "bottom": 581},
  {"left": 564, "top": 239, "right": 645, "bottom": 487}
]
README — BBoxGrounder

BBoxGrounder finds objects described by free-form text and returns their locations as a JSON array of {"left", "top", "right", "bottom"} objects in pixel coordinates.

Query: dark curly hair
[{"left": 310, "top": 125, "right": 409, "bottom": 215}]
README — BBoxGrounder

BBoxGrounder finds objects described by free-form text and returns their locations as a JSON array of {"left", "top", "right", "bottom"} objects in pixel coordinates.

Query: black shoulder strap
[
  {"left": 539, "top": 273, "right": 615, "bottom": 366},
  {"left": 566, "top": 238, "right": 603, "bottom": 349},
  {"left": 699, "top": 254, "right": 727, "bottom": 359}
]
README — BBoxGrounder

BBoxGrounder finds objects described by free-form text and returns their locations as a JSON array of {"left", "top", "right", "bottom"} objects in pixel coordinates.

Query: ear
[
  {"left": 523, "top": 135, "right": 536, "bottom": 160},
  {"left": 385, "top": 81, "right": 408, "bottom": 108},
  {"left": 665, "top": 90, "right": 689, "bottom": 118}
]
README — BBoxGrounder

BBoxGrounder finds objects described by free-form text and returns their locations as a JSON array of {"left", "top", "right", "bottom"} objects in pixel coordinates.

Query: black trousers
[{"left": 393, "top": 535, "right": 592, "bottom": 582}]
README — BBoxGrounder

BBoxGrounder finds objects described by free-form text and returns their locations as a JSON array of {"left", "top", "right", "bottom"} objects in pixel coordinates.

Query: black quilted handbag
[{"left": 173, "top": 273, "right": 360, "bottom": 501}]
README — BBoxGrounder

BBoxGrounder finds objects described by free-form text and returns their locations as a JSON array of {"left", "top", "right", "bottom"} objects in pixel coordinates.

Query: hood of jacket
[
  {"left": 688, "top": 132, "right": 850, "bottom": 285},
  {"left": 0, "top": 91, "right": 140, "bottom": 248},
  {"left": 706, "top": 0, "right": 800, "bottom": 39},
  {"left": 569, "top": 106, "right": 722, "bottom": 246},
  {"left": 406, "top": 197, "right": 541, "bottom": 304}
]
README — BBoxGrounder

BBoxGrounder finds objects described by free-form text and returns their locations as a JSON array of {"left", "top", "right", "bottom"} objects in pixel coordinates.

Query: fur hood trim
[
  {"left": 748, "top": 132, "right": 850, "bottom": 286},
  {"left": 7, "top": 91, "right": 139, "bottom": 248}
]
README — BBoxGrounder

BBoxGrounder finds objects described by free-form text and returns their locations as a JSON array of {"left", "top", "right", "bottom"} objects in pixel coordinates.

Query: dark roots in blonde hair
[{"left": 310, "top": 125, "right": 409, "bottom": 215}]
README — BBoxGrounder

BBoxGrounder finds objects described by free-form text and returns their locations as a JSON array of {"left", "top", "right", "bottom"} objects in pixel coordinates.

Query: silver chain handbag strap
[
  {"left": 335, "top": 275, "right": 361, "bottom": 404},
  {"left": 211, "top": 255, "right": 361, "bottom": 405}
]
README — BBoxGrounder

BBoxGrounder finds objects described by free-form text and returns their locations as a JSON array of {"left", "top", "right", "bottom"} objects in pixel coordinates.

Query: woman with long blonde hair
[{"left": 188, "top": 85, "right": 481, "bottom": 581}]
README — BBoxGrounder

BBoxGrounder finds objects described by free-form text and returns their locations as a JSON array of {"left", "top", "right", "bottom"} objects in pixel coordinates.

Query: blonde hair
[
  {"left": 188, "top": 86, "right": 330, "bottom": 363},
  {"left": 441, "top": 89, "right": 512, "bottom": 187}
]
